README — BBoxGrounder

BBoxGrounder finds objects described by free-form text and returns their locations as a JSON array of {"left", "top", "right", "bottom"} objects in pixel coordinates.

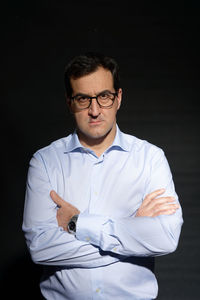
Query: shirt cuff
[{"left": 76, "top": 212, "right": 107, "bottom": 247}]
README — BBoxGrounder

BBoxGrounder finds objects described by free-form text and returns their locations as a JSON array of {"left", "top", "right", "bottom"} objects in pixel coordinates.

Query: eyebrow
[{"left": 72, "top": 89, "right": 114, "bottom": 98}]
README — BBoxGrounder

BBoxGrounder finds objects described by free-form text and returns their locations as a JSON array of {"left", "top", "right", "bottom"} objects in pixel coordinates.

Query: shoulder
[
  {"left": 122, "top": 130, "right": 163, "bottom": 153},
  {"left": 121, "top": 131, "right": 169, "bottom": 175},
  {"left": 32, "top": 134, "right": 73, "bottom": 162}
]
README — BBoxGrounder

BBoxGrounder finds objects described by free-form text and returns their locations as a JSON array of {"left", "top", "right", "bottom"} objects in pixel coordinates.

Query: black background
[{"left": 1, "top": 1, "right": 200, "bottom": 299}]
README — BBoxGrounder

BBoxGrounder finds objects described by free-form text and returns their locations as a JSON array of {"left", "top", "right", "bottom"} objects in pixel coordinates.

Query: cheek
[
  {"left": 74, "top": 112, "right": 88, "bottom": 126},
  {"left": 107, "top": 105, "right": 119, "bottom": 120},
  {"left": 101, "top": 110, "right": 117, "bottom": 126}
]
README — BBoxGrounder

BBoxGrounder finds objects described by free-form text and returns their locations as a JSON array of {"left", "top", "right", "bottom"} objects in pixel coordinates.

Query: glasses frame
[{"left": 70, "top": 91, "right": 118, "bottom": 110}]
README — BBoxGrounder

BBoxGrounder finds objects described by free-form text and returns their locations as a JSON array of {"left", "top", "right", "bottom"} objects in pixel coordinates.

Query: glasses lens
[
  {"left": 97, "top": 92, "right": 116, "bottom": 107},
  {"left": 74, "top": 96, "right": 90, "bottom": 109}
]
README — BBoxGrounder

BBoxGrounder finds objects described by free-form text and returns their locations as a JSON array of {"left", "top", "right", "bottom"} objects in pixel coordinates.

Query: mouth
[{"left": 88, "top": 119, "right": 103, "bottom": 125}]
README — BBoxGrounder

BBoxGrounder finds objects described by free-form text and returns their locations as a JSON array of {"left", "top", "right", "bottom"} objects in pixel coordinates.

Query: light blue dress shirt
[{"left": 23, "top": 126, "right": 183, "bottom": 300}]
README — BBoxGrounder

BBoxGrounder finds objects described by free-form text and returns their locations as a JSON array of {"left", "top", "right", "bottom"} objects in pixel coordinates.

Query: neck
[{"left": 77, "top": 124, "right": 117, "bottom": 157}]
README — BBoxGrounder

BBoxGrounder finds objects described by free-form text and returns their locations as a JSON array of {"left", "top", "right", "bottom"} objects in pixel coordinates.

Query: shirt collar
[
  {"left": 64, "top": 125, "right": 131, "bottom": 153},
  {"left": 64, "top": 129, "right": 83, "bottom": 153},
  {"left": 108, "top": 125, "right": 131, "bottom": 152}
]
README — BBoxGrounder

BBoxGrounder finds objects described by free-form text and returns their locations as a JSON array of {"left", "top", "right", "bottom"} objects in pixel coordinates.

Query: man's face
[{"left": 68, "top": 67, "right": 122, "bottom": 143}]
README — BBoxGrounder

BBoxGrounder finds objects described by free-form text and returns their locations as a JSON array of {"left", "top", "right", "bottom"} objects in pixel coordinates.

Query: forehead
[{"left": 70, "top": 67, "right": 114, "bottom": 95}]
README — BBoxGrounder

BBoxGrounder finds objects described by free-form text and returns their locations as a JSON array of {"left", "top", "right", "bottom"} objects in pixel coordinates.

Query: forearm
[
  {"left": 23, "top": 221, "right": 119, "bottom": 268},
  {"left": 76, "top": 210, "right": 183, "bottom": 257}
]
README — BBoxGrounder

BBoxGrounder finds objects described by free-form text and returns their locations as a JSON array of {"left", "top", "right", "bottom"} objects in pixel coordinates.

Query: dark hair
[{"left": 64, "top": 52, "right": 120, "bottom": 98}]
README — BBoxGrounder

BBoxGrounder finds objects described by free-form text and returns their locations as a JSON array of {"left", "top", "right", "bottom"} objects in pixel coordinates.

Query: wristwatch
[{"left": 67, "top": 214, "right": 79, "bottom": 234}]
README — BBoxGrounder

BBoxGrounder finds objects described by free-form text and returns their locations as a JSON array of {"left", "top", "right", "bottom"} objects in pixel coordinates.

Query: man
[{"left": 23, "top": 53, "right": 183, "bottom": 300}]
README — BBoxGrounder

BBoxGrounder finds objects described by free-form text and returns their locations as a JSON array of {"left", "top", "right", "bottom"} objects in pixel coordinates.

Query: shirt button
[{"left": 85, "top": 237, "right": 90, "bottom": 241}]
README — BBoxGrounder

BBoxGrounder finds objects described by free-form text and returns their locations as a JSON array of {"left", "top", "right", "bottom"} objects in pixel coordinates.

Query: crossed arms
[
  {"left": 51, "top": 188, "right": 179, "bottom": 232},
  {"left": 23, "top": 151, "right": 183, "bottom": 268}
]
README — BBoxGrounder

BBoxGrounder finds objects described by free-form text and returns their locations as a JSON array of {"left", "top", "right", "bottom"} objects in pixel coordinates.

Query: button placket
[
  {"left": 90, "top": 267, "right": 104, "bottom": 299},
  {"left": 89, "top": 157, "right": 104, "bottom": 213}
]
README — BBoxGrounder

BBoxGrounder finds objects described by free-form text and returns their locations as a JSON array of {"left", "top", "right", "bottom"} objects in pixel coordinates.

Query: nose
[{"left": 88, "top": 99, "right": 101, "bottom": 117}]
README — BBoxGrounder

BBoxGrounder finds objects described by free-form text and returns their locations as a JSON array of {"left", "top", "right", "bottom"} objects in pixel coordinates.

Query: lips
[{"left": 88, "top": 119, "right": 103, "bottom": 125}]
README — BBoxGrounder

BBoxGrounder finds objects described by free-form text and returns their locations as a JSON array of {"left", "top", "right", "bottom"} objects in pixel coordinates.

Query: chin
[
  {"left": 78, "top": 121, "right": 116, "bottom": 142},
  {"left": 87, "top": 131, "right": 107, "bottom": 140},
  {"left": 83, "top": 126, "right": 111, "bottom": 140}
]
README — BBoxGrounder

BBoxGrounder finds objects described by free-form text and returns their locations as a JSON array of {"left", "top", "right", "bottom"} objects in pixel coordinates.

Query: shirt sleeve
[
  {"left": 22, "top": 152, "right": 119, "bottom": 268},
  {"left": 76, "top": 149, "right": 183, "bottom": 257}
]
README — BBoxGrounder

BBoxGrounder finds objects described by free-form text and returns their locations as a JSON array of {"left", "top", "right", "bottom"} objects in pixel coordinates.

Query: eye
[
  {"left": 98, "top": 92, "right": 110, "bottom": 100},
  {"left": 76, "top": 96, "right": 89, "bottom": 103}
]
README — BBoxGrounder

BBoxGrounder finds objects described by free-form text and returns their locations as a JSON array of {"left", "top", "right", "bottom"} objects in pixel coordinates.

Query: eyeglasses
[{"left": 70, "top": 90, "right": 118, "bottom": 110}]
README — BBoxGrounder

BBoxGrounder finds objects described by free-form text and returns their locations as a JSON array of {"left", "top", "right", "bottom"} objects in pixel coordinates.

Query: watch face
[
  {"left": 69, "top": 221, "right": 76, "bottom": 231},
  {"left": 68, "top": 214, "right": 78, "bottom": 234}
]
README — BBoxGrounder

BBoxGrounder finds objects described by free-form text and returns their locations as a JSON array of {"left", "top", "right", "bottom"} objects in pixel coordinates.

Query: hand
[
  {"left": 50, "top": 190, "right": 80, "bottom": 231},
  {"left": 136, "top": 189, "right": 179, "bottom": 217}
]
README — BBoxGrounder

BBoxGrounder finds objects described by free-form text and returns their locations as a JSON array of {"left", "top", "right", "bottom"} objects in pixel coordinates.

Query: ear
[
  {"left": 116, "top": 88, "right": 122, "bottom": 110},
  {"left": 66, "top": 93, "right": 73, "bottom": 112}
]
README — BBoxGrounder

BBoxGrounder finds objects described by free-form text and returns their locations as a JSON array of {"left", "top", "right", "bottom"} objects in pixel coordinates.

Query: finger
[
  {"left": 143, "top": 189, "right": 165, "bottom": 204},
  {"left": 148, "top": 196, "right": 177, "bottom": 209},
  {"left": 153, "top": 203, "right": 179, "bottom": 216},
  {"left": 50, "top": 190, "right": 65, "bottom": 207},
  {"left": 154, "top": 202, "right": 179, "bottom": 212},
  {"left": 153, "top": 208, "right": 178, "bottom": 217}
]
